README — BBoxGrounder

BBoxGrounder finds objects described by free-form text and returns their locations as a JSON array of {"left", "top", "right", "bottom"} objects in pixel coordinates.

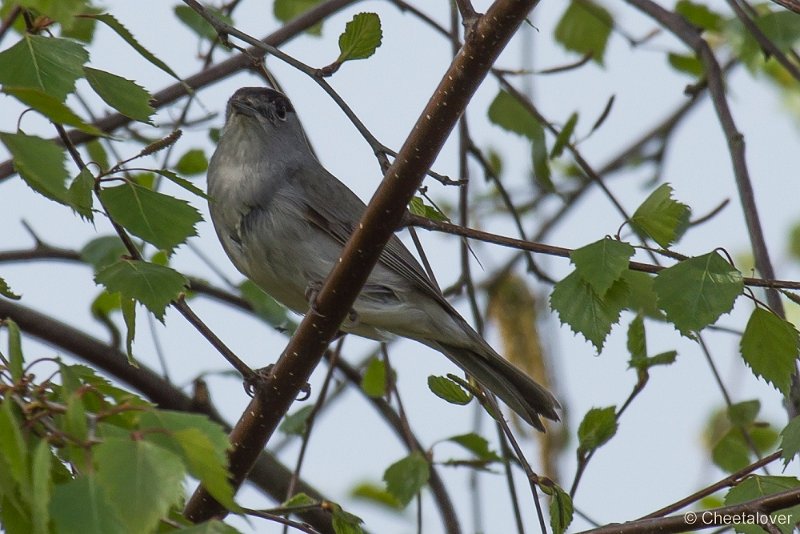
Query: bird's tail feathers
[{"left": 429, "top": 341, "right": 560, "bottom": 432}]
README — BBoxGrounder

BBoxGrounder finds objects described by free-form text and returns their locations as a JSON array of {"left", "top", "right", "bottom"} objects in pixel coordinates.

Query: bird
[{"left": 206, "top": 86, "right": 560, "bottom": 430}]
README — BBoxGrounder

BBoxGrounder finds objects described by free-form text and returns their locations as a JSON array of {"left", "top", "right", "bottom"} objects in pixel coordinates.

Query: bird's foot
[
  {"left": 304, "top": 281, "right": 359, "bottom": 328},
  {"left": 244, "top": 363, "right": 312, "bottom": 401},
  {"left": 243, "top": 364, "right": 273, "bottom": 396}
]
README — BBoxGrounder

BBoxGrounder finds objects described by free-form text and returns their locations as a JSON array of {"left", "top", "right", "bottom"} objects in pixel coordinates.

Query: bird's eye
[{"left": 274, "top": 102, "right": 288, "bottom": 121}]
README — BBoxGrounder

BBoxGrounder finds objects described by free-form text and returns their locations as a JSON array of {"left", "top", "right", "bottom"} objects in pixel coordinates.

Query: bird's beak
[{"left": 230, "top": 99, "right": 257, "bottom": 118}]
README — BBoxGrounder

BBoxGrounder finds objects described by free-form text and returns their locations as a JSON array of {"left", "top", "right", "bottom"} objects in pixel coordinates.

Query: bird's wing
[{"left": 293, "top": 166, "right": 450, "bottom": 308}]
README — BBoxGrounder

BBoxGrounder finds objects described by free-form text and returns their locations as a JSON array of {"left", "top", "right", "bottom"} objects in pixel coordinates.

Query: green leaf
[
  {"left": 0, "top": 276, "right": 21, "bottom": 301},
  {"left": 409, "top": 196, "right": 447, "bottom": 222},
  {"left": 627, "top": 314, "right": 677, "bottom": 369},
  {"left": 621, "top": 270, "right": 663, "bottom": 319},
  {"left": 172, "top": 428, "right": 237, "bottom": 510},
  {"left": 383, "top": 451, "right": 430, "bottom": 507},
  {"left": 577, "top": 406, "right": 618, "bottom": 452},
  {"left": 488, "top": 90, "right": 542, "bottom": 140},
  {"left": 173, "top": 5, "right": 232, "bottom": 41},
  {"left": 1, "top": 498, "right": 33, "bottom": 534},
  {"left": 554, "top": 0, "right": 613, "bottom": 64},
  {"left": 282, "top": 492, "right": 318, "bottom": 508},
  {"left": 91, "top": 290, "right": 121, "bottom": 320},
  {"left": 4, "top": 319, "right": 24, "bottom": 381},
  {"left": 331, "top": 504, "right": 365, "bottom": 534},
  {"left": 80, "top": 235, "right": 127, "bottom": 271},
  {"left": 427, "top": 375, "right": 472, "bottom": 405},
  {"left": 86, "top": 139, "right": 110, "bottom": 171},
  {"left": 84, "top": 67, "right": 154, "bottom": 124},
  {"left": 50, "top": 476, "right": 125, "bottom": 534},
  {"left": 16, "top": 0, "right": 86, "bottom": 29},
  {"left": 728, "top": 400, "right": 760, "bottom": 427},
  {"left": 95, "top": 259, "right": 187, "bottom": 320},
  {"left": 488, "top": 91, "right": 552, "bottom": 189},
  {"left": 653, "top": 252, "right": 743, "bottom": 335},
  {"left": 238, "top": 280, "right": 293, "bottom": 331},
  {"left": 486, "top": 148, "right": 503, "bottom": 177},
  {"left": 0, "top": 401, "right": 27, "bottom": 488},
  {"left": 630, "top": 183, "right": 691, "bottom": 248},
  {"left": 361, "top": 358, "right": 387, "bottom": 398},
  {"left": 273, "top": 0, "right": 324, "bottom": 35},
  {"left": 138, "top": 410, "right": 230, "bottom": 461},
  {"left": 88, "top": 14, "right": 182, "bottom": 82},
  {"left": 98, "top": 181, "right": 201, "bottom": 252},
  {"left": 713, "top": 429, "right": 751, "bottom": 473},
  {"left": 636, "top": 350, "right": 677, "bottom": 370},
  {"left": 2, "top": 87, "right": 105, "bottom": 135},
  {"left": 550, "top": 270, "right": 628, "bottom": 351},
  {"left": 152, "top": 169, "right": 209, "bottom": 199},
  {"left": 545, "top": 483, "right": 574, "bottom": 534},
  {"left": 571, "top": 237, "right": 634, "bottom": 295},
  {"left": 750, "top": 11, "right": 800, "bottom": 54},
  {"left": 740, "top": 308, "right": 799, "bottom": 395},
  {"left": 337, "top": 13, "right": 382, "bottom": 63},
  {"left": 174, "top": 148, "right": 208, "bottom": 176},
  {"left": 0, "top": 132, "right": 69, "bottom": 203},
  {"left": 67, "top": 167, "right": 95, "bottom": 220},
  {"left": 30, "top": 439, "right": 52, "bottom": 534},
  {"left": 279, "top": 405, "right": 314, "bottom": 436},
  {"left": 0, "top": 35, "right": 88, "bottom": 101},
  {"left": 550, "top": 112, "right": 578, "bottom": 158},
  {"left": 627, "top": 313, "right": 647, "bottom": 362},
  {"left": 530, "top": 121, "right": 552, "bottom": 191},
  {"left": 350, "top": 483, "right": 403, "bottom": 510},
  {"left": 676, "top": 0, "right": 724, "bottom": 32},
  {"left": 667, "top": 52, "right": 704, "bottom": 77},
  {"left": 62, "top": 388, "right": 89, "bottom": 470},
  {"left": 61, "top": 8, "right": 99, "bottom": 42},
  {"left": 446, "top": 433, "right": 501, "bottom": 462},
  {"left": 780, "top": 416, "right": 800, "bottom": 466},
  {"left": 725, "top": 476, "right": 800, "bottom": 534},
  {"left": 94, "top": 438, "right": 185, "bottom": 534}
]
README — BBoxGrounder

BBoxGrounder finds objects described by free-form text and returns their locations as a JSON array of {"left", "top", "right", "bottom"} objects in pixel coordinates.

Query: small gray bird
[{"left": 207, "top": 87, "right": 559, "bottom": 430}]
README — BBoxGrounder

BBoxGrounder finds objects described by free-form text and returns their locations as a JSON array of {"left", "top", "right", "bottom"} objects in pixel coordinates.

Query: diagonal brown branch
[{"left": 182, "top": 0, "right": 540, "bottom": 523}]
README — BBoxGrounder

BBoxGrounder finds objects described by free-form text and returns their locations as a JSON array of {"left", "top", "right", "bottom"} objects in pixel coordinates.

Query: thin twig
[
  {"left": 0, "top": 5, "right": 21, "bottom": 45},
  {"left": 725, "top": 0, "right": 800, "bottom": 82},
  {"left": 577, "top": 485, "right": 800, "bottom": 534},
  {"left": 405, "top": 213, "right": 800, "bottom": 291},
  {"left": 640, "top": 450, "right": 782, "bottom": 519}
]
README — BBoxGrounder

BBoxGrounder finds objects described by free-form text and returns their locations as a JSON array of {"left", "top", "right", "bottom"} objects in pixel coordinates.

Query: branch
[
  {"left": 577, "top": 485, "right": 800, "bottom": 534},
  {"left": 768, "top": 0, "right": 800, "bottom": 14},
  {"left": 640, "top": 451, "right": 782, "bottom": 519},
  {"left": 725, "top": 0, "right": 800, "bottom": 83},
  {"left": 0, "top": 297, "right": 335, "bottom": 532},
  {"left": 183, "top": 0, "right": 540, "bottom": 521},
  {"left": 0, "top": 0, "right": 362, "bottom": 182},
  {"left": 405, "top": 213, "right": 800, "bottom": 291}
]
